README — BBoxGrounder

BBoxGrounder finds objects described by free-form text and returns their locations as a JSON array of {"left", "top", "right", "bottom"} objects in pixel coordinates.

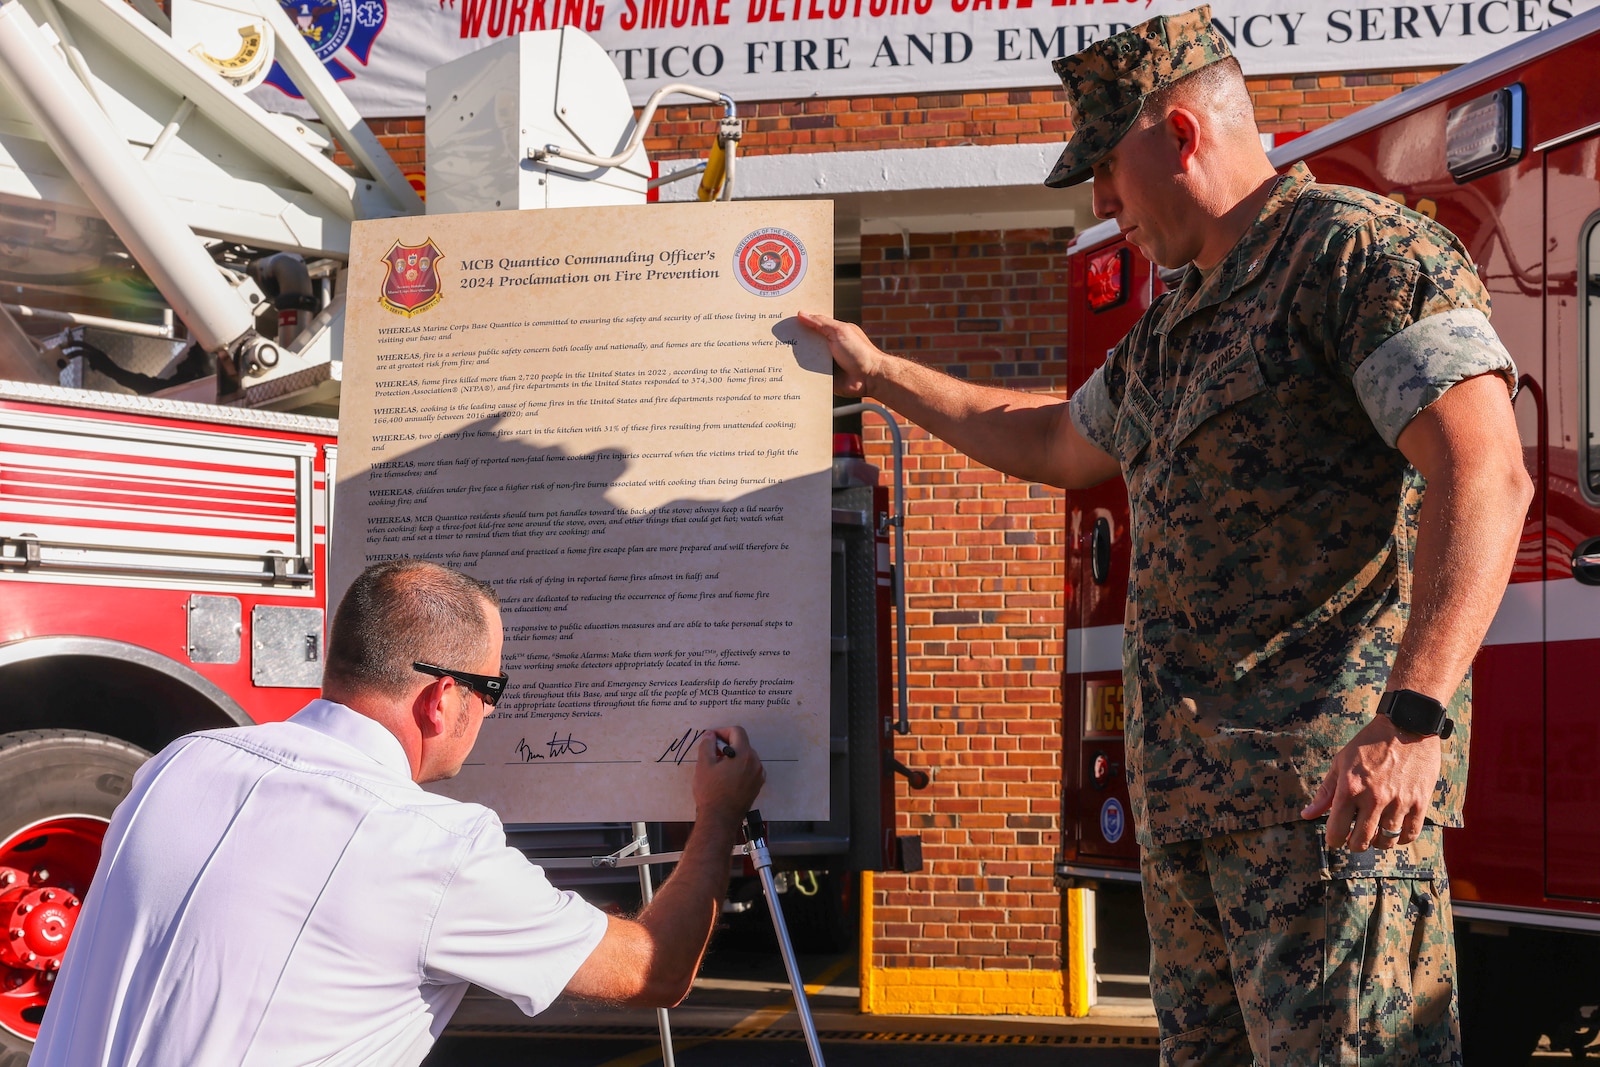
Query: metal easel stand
[{"left": 570, "top": 809, "right": 828, "bottom": 1067}]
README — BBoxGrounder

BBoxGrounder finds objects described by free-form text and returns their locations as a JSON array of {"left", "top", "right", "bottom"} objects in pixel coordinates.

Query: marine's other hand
[{"left": 1302, "top": 714, "right": 1440, "bottom": 851}]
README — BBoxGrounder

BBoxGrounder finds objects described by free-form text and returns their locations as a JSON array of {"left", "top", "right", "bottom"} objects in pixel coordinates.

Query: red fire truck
[
  {"left": 0, "top": 380, "right": 338, "bottom": 1061},
  {"left": 1057, "top": 9, "right": 1600, "bottom": 1060}
]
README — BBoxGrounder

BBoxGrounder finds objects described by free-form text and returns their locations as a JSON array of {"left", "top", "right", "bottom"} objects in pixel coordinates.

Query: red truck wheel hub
[
  {"left": 1, "top": 885, "right": 80, "bottom": 970},
  {"left": 0, "top": 817, "right": 107, "bottom": 1042}
]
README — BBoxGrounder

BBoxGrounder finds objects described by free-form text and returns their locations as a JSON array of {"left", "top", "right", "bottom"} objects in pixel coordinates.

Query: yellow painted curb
[
  {"left": 861, "top": 966, "right": 1066, "bottom": 1016},
  {"left": 1065, "top": 886, "right": 1093, "bottom": 1018},
  {"left": 860, "top": 870, "right": 875, "bottom": 1014}
]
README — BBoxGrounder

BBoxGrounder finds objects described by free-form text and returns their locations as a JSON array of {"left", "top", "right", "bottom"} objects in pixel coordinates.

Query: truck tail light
[{"left": 1087, "top": 247, "right": 1130, "bottom": 312}]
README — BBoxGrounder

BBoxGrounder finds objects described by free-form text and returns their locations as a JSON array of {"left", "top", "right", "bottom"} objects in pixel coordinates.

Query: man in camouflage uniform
[{"left": 800, "top": 6, "right": 1532, "bottom": 1064}]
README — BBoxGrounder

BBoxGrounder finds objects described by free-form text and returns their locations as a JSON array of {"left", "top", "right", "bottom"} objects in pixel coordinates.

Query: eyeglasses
[{"left": 413, "top": 662, "right": 508, "bottom": 707}]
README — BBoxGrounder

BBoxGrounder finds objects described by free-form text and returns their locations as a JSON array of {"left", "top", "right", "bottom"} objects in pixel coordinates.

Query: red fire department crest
[
  {"left": 379, "top": 238, "right": 443, "bottom": 317},
  {"left": 733, "top": 228, "right": 806, "bottom": 298}
]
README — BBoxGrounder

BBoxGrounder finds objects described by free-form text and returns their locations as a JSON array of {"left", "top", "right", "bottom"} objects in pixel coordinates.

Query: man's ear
[
  {"left": 1165, "top": 106, "right": 1203, "bottom": 173},
  {"left": 413, "top": 678, "right": 450, "bottom": 739}
]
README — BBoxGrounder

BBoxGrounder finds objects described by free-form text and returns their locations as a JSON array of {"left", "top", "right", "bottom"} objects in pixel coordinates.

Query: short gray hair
[
  {"left": 323, "top": 559, "right": 500, "bottom": 699},
  {"left": 1141, "top": 57, "right": 1256, "bottom": 138}
]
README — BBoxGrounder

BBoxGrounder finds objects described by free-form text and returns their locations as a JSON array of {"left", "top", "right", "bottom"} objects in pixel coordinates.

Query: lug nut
[
  {"left": 41, "top": 891, "right": 54, "bottom": 903},
  {"left": 0, "top": 872, "right": 13, "bottom": 886},
  {"left": 17, "top": 904, "right": 31, "bottom": 916},
  {"left": 67, "top": 898, "right": 79, "bottom": 909},
  {"left": 30, "top": 869, "right": 48, "bottom": 884},
  {"left": 46, "top": 959, "right": 59, "bottom": 971},
  {"left": 43, "top": 971, "right": 55, "bottom": 983},
  {"left": 24, "top": 952, "right": 34, "bottom": 963},
  {"left": 8, "top": 930, "right": 20, "bottom": 940}
]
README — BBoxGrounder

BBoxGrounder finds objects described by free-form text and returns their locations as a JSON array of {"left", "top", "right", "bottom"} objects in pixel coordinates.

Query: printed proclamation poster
[{"left": 336, "top": 200, "right": 834, "bottom": 823}]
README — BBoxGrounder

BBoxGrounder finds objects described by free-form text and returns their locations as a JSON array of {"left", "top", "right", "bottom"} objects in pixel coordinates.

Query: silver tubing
[
  {"left": 532, "top": 85, "right": 737, "bottom": 169},
  {"left": 3, "top": 303, "right": 176, "bottom": 339},
  {"left": 751, "top": 837, "right": 827, "bottom": 1067},
  {"left": 832, "top": 401, "right": 910, "bottom": 734},
  {"left": 648, "top": 161, "right": 708, "bottom": 190}
]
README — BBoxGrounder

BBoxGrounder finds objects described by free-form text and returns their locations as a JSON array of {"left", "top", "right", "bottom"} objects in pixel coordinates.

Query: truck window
[{"left": 1589, "top": 216, "right": 1600, "bottom": 499}]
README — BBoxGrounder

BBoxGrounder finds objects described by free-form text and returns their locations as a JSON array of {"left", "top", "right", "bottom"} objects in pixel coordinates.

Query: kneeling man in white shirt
[{"left": 31, "top": 557, "right": 766, "bottom": 1067}]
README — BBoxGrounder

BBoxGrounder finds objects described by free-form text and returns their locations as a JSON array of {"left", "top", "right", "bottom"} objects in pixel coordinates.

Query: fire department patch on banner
[
  {"left": 264, "top": 0, "right": 387, "bottom": 97},
  {"left": 379, "top": 239, "right": 443, "bottom": 317},
  {"left": 734, "top": 228, "right": 807, "bottom": 299}
]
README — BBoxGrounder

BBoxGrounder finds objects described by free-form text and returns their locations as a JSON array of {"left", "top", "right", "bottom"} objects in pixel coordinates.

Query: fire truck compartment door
[
  {"left": 0, "top": 408, "right": 316, "bottom": 586},
  {"left": 251, "top": 605, "right": 323, "bottom": 688},
  {"left": 187, "top": 594, "right": 242, "bottom": 664},
  {"left": 1544, "top": 136, "right": 1600, "bottom": 900}
]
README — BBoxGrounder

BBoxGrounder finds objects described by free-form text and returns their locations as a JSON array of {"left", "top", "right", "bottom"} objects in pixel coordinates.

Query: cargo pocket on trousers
[{"left": 1320, "top": 836, "right": 1443, "bottom": 1066}]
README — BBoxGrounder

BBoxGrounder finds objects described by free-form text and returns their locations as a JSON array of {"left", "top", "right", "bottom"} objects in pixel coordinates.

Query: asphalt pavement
[{"left": 424, "top": 939, "right": 1159, "bottom": 1067}]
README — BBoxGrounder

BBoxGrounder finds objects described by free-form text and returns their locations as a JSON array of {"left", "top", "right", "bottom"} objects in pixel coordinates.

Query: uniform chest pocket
[{"left": 1168, "top": 339, "right": 1269, "bottom": 448}]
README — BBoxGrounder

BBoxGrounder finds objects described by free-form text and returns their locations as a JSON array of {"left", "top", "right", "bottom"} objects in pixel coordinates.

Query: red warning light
[{"left": 1087, "top": 247, "right": 1130, "bottom": 312}]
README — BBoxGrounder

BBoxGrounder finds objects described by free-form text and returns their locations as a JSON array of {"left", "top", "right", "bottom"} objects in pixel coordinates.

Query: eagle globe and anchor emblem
[
  {"left": 379, "top": 240, "right": 444, "bottom": 318},
  {"left": 262, "top": 0, "right": 387, "bottom": 96}
]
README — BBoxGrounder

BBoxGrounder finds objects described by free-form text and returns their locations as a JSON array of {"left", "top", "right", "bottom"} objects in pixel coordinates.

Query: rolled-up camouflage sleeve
[
  {"left": 1069, "top": 360, "right": 1118, "bottom": 455},
  {"left": 1334, "top": 219, "right": 1517, "bottom": 448}
]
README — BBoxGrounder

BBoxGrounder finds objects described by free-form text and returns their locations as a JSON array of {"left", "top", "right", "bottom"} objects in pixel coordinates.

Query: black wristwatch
[{"left": 1377, "top": 689, "right": 1455, "bottom": 740}]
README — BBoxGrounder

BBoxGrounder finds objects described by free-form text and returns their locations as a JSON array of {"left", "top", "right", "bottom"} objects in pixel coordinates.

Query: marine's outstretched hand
[
  {"left": 797, "top": 310, "right": 882, "bottom": 398},
  {"left": 795, "top": 310, "right": 1119, "bottom": 490}
]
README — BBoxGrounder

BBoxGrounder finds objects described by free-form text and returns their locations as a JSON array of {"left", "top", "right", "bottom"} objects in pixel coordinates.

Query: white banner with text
[{"left": 253, "top": 0, "right": 1595, "bottom": 116}]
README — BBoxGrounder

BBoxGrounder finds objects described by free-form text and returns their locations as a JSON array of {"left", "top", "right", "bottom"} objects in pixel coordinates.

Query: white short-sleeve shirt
[{"left": 31, "top": 700, "right": 609, "bottom": 1067}]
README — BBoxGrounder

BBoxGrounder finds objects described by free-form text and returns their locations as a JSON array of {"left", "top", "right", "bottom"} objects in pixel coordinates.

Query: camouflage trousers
[{"left": 1140, "top": 820, "right": 1460, "bottom": 1066}]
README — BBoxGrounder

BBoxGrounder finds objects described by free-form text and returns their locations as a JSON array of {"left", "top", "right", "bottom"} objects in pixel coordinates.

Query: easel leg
[
  {"left": 746, "top": 813, "right": 827, "bottom": 1067},
  {"left": 633, "top": 821, "right": 676, "bottom": 1067}
]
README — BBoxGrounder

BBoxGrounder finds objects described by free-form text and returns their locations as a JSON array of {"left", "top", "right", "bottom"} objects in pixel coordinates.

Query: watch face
[{"left": 1384, "top": 690, "right": 1449, "bottom": 736}]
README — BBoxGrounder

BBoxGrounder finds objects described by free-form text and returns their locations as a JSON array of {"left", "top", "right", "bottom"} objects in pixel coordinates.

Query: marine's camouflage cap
[{"left": 1044, "top": 5, "right": 1233, "bottom": 188}]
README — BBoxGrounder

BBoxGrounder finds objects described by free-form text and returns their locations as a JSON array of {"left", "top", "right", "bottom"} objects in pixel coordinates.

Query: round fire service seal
[
  {"left": 1100, "top": 797, "right": 1125, "bottom": 844},
  {"left": 734, "top": 228, "right": 807, "bottom": 298}
]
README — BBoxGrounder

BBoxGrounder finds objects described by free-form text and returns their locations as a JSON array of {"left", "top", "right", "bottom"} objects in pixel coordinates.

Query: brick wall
[
  {"left": 633, "top": 69, "right": 1447, "bottom": 160},
  {"left": 856, "top": 230, "right": 1070, "bottom": 1012},
  {"left": 369, "top": 69, "right": 1447, "bottom": 186}
]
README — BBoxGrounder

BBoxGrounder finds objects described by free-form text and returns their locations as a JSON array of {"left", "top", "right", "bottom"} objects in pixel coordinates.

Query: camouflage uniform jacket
[{"left": 1069, "top": 163, "right": 1516, "bottom": 847}]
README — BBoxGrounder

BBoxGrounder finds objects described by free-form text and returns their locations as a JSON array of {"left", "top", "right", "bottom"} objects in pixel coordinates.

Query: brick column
[{"left": 857, "top": 230, "right": 1071, "bottom": 1015}]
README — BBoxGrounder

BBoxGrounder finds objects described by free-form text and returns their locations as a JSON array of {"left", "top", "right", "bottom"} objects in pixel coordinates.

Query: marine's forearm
[
  {"left": 1385, "top": 453, "right": 1530, "bottom": 704},
  {"left": 865, "top": 353, "right": 1117, "bottom": 489}
]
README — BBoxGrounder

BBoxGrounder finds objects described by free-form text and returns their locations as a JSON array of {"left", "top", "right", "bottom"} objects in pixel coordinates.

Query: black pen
[{"left": 717, "top": 741, "right": 737, "bottom": 758}]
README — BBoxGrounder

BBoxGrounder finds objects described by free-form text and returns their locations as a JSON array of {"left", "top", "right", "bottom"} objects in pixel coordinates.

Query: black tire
[
  {"left": 0, "top": 729, "right": 150, "bottom": 1061},
  {"left": 1457, "top": 925, "right": 1545, "bottom": 1066}
]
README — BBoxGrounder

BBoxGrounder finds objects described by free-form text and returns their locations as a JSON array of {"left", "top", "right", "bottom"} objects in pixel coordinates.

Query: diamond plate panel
[
  {"left": 186, "top": 595, "right": 241, "bottom": 664},
  {"left": 251, "top": 605, "right": 324, "bottom": 688}
]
